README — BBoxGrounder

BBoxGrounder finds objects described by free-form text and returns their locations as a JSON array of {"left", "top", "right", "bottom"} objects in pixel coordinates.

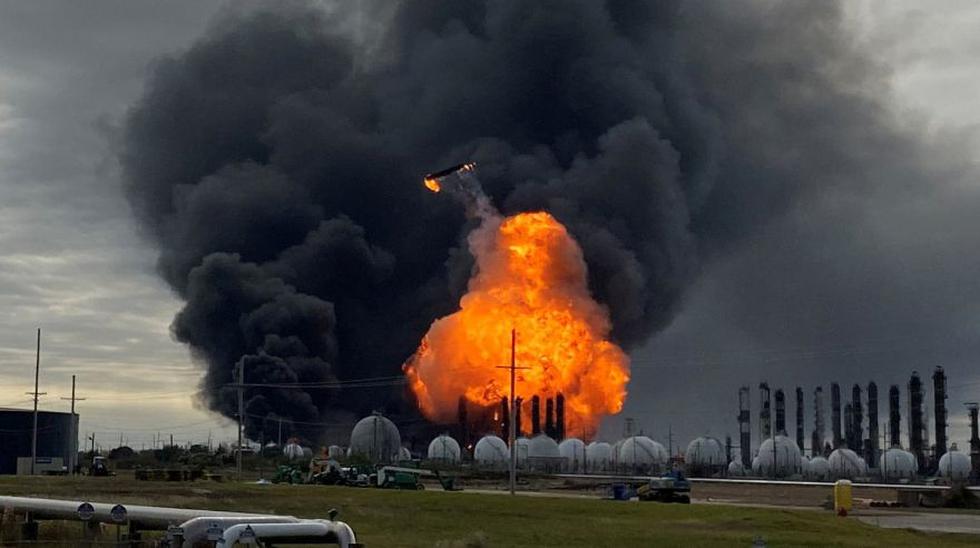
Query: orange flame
[
  {"left": 404, "top": 211, "right": 630, "bottom": 439},
  {"left": 424, "top": 178, "right": 441, "bottom": 192}
]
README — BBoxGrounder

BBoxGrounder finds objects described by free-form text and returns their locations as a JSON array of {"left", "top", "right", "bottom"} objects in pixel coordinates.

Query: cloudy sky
[{"left": 1, "top": 1, "right": 979, "bottom": 452}]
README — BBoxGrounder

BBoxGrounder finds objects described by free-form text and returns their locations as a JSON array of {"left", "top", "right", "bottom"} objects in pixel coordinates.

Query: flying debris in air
[{"left": 423, "top": 162, "right": 476, "bottom": 192}]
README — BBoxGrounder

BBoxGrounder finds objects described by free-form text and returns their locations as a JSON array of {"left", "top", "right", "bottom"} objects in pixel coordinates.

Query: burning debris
[
  {"left": 422, "top": 162, "right": 476, "bottom": 193},
  {"left": 404, "top": 172, "right": 630, "bottom": 439}
]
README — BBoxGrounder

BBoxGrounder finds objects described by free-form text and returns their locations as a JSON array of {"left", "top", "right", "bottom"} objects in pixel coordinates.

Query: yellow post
[{"left": 833, "top": 479, "right": 852, "bottom": 516}]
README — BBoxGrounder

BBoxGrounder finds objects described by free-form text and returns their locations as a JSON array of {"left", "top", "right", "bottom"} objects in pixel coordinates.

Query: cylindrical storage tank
[
  {"left": 752, "top": 435, "right": 802, "bottom": 478},
  {"left": 558, "top": 438, "right": 586, "bottom": 472},
  {"left": 586, "top": 442, "right": 612, "bottom": 472},
  {"left": 938, "top": 451, "right": 971, "bottom": 481},
  {"left": 879, "top": 448, "right": 916, "bottom": 481},
  {"left": 808, "top": 456, "right": 831, "bottom": 481},
  {"left": 427, "top": 435, "right": 461, "bottom": 463},
  {"left": 828, "top": 448, "right": 867, "bottom": 479},
  {"left": 727, "top": 460, "right": 746, "bottom": 477},
  {"left": 327, "top": 445, "right": 344, "bottom": 460},
  {"left": 474, "top": 435, "right": 508, "bottom": 468},
  {"left": 685, "top": 437, "right": 726, "bottom": 476},
  {"left": 349, "top": 414, "right": 401, "bottom": 463},
  {"left": 282, "top": 443, "right": 304, "bottom": 460},
  {"left": 618, "top": 436, "right": 668, "bottom": 473}
]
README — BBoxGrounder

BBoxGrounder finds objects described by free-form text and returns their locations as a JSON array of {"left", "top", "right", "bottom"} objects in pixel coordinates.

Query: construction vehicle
[
  {"left": 636, "top": 470, "right": 691, "bottom": 503},
  {"left": 88, "top": 456, "right": 112, "bottom": 477},
  {"left": 375, "top": 466, "right": 462, "bottom": 491}
]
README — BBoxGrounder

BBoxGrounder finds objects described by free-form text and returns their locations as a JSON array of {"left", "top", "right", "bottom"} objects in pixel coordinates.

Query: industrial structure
[
  {"left": 867, "top": 382, "right": 879, "bottom": 467},
  {"left": 795, "top": 387, "right": 804, "bottom": 453},
  {"left": 738, "top": 386, "right": 751, "bottom": 467},
  {"left": 889, "top": 385, "right": 901, "bottom": 448},
  {"left": 0, "top": 408, "right": 77, "bottom": 475},
  {"left": 759, "top": 382, "right": 771, "bottom": 443},
  {"left": 811, "top": 387, "right": 824, "bottom": 456},
  {"left": 831, "top": 383, "right": 842, "bottom": 449},
  {"left": 933, "top": 366, "right": 948, "bottom": 460},
  {"left": 909, "top": 371, "right": 926, "bottom": 471}
]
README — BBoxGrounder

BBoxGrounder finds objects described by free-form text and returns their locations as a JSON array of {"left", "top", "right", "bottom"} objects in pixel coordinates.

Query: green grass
[{"left": 0, "top": 475, "right": 975, "bottom": 547}]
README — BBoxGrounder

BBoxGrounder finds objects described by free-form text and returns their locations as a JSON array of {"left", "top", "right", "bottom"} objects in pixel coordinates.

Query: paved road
[{"left": 857, "top": 511, "right": 980, "bottom": 535}]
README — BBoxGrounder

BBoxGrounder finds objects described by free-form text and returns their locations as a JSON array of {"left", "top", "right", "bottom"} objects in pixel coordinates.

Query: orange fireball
[{"left": 404, "top": 211, "right": 630, "bottom": 439}]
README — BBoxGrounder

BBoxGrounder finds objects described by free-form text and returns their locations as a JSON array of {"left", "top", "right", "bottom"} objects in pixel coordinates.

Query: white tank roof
[
  {"left": 474, "top": 435, "right": 508, "bottom": 464},
  {"left": 427, "top": 435, "right": 462, "bottom": 462},
  {"left": 752, "top": 435, "right": 802, "bottom": 477},
  {"left": 728, "top": 460, "right": 746, "bottom": 476},
  {"left": 880, "top": 448, "right": 917, "bottom": 480},
  {"left": 558, "top": 438, "right": 586, "bottom": 460},
  {"left": 938, "top": 451, "right": 971, "bottom": 480},
  {"left": 349, "top": 414, "right": 401, "bottom": 462},
  {"left": 618, "top": 436, "right": 668, "bottom": 467},
  {"left": 528, "top": 434, "right": 560, "bottom": 459},
  {"left": 828, "top": 448, "right": 867, "bottom": 479},
  {"left": 398, "top": 446, "right": 411, "bottom": 460},
  {"left": 685, "top": 437, "right": 726, "bottom": 467}
]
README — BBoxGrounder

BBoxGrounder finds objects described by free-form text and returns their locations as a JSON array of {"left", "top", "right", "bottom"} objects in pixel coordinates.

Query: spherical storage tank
[
  {"left": 283, "top": 443, "right": 304, "bottom": 460},
  {"left": 586, "top": 441, "right": 612, "bottom": 471},
  {"left": 515, "top": 437, "right": 530, "bottom": 467},
  {"left": 427, "top": 435, "right": 462, "bottom": 463},
  {"left": 618, "top": 436, "right": 668, "bottom": 471},
  {"left": 327, "top": 445, "right": 344, "bottom": 460},
  {"left": 752, "top": 435, "right": 802, "bottom": 477},
  {"left": 727, "top": 461, "right": 746, "bottom": 477},
  {"left": 474, "top": 435, "right": 508, "bottom": 467},
  {"left": 807, "top": 456, "right": 831, "bottom": 480},
  {"left": 685, "top": 437, "right": 726, "bottom": 468},
  {"left": 398, "top": 446, "right": 412, "bottom": 461},
  {"left": 938, "top": 450, "right": 971, "bottom": 481},
  {"left": 558, "top": 438, "right": 586, "bottom": 472},
  {"left": 349, "top": 414, "right": 401, "bottom": 462},
  {"left": 828, "top": 448, "right": 867, "bottom": 479},
  {"left": 880, "top": 448, "right": 917, "bottom": 480}
]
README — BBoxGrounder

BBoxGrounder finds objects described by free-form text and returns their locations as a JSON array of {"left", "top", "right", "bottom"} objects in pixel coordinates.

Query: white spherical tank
[
  {"left": 752, "top": 435, "right": 802, "bottom": 477},
  {"left": 586, "top": 441, "right": 613, "bottom": 472},
  {"left": 327, "top": 445, "right": 344, "bottom": 460},
  {"left": 349, "top": 414, "right": 401, "bottom": 462},
  {"left": 528, "top": 435, "right": 560, "bottom": 458},
  {"left": 727, "top": 460, "right": 746, "bottom": 477},
  {"left": 828, "top": 448, "right": 867, "bottom": 479},
  {"left": 618, "top": 436, "right": 668, "bottom": 471},
  {"left": 807, "top": 456, "right": 831, "bottom": 480},
  {"left": 301, "top": 446, "right": 314, "bottom": 459},
  {"left": 880, "top": 448, "right": 917, "bottom": 480},
  {"left": 685, "top": 437, "right": 726, "bottom": 467},
  {"left": 938, "top": 451, "right": 971, "bottom": 481},
  {"left": 515, "top": 437, "right": 531, "bottom": 468},
  {"left": 474, "top": 435, "right": 508, "bottom": 467},
  {"left": 558, "top": 438, "right": 586, "bottom": 472},
  {"left": 283, "top": 443, "right": 304, "bottom": 460},
  {"left": 398, "top": 446, "right": 412, "bottom": 461},
  {"left": 800, "top": 457, "right": 812, "bottom": 477},
  {"left": 427, "top": 435, "right": 462, "bottom": 463}
]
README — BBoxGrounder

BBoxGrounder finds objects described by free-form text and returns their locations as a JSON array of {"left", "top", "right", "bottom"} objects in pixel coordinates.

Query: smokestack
[
  {"left": 555, "top": 393, "right": 565, "bottom": 441},
  {"left": 531, "top": 395, "right": 541, "bottom": 435},
  {"left": 500, "top": 397, "right": 509, "bottom": 439},
  {"left": 851, "top": 384, "right": 863, "bottom": 451},
  {"left": 867, "top": 382, "right": 879, "bottom": 465},
  {"left": 812, "top": 386, "right": 824, "bottom": 457},
  {"left": 933, "top": 366, "right": 948, "bottom": 459},
  {"left": 831, "top": 383, "right": 842, "bottom": 449},
  {"left": 909, "top": 371, "right": 925, "bottom": 471},
  {"left": 889, "top": 385, "right": 901, "bottom": 448},
  {"left": 844, "top": 403, "right": 853, "bottom": 449},
  {"left": 515, "top": 397, "right": 523, "bottom": 438},
  {"left": 967, "top": 403, "right": 979, "bottom": 479},
  {"left": 725, "top": 435, "right": 733, "bottom": 464},
  {"left": 759, "top": 383, "right": 771, "bottom": 443},
  {"left": 795, "top": 387, "right": 804, "bottom": 451},
  {"left": 457, "top": 396, "right": 468, "bottom": 447},
  {"left": 545, "top": 397, "right": 555, "bottom": 438},
  {"left": 775, "top": 389, "right": 786, "bottom": 435},
  {"left": 738, "top": 386, "right": 751, "bottom": 467}
]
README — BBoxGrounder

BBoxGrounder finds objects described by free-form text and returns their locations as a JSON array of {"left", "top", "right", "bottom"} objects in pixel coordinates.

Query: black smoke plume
[{"left": 121, "top": 1, "right": 909, "bottom": 440}]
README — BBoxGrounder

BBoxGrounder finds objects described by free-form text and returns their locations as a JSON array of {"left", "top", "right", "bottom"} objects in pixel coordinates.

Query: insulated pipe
[
  {"left": 178, "top": 516, "right": 301, "bottom": 547},
  {"left": 0, "top": 496, "right": 264, "bottom": 529},
  {"left": 218, "top": 520, "right": 358, "bottom": 547}
]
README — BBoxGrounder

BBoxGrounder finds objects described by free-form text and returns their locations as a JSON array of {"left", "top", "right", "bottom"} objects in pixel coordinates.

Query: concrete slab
[{"left": 858, "top": 511, "right": 980, "bottom": 535}]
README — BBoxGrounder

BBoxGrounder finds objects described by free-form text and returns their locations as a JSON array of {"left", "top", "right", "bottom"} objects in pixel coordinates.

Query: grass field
[{"left": 0, "top": 475, "right": 977, "bottom": 547}]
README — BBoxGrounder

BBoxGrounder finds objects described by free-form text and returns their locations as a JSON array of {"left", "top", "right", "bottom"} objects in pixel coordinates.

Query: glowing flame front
[
  {"left": 404, "top": 211, "right": 630, "bottom": 439},
  {"left": 424, "top": 178, "right": 441, "bottom": 192}
]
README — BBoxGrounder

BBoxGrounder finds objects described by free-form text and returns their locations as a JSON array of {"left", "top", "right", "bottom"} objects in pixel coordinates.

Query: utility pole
[
  {"left": 496, "top": 329, "right": 528, "bottom": 496},
  {"left": 278, "top": 417, "right": 283, "bottom": 447},
  {"left": 59, "top": 375, "right": 84, "bottom": 474},
  {"left": 237, "top": 359, "right": 245, "bottom": 481},
  {"left": 26, "top": 329, "right": 46, "bottom": 475}
]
